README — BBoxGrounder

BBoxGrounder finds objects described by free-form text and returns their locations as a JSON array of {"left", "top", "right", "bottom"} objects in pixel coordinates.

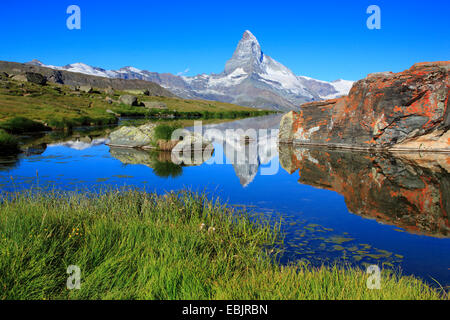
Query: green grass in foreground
[{"left": 0, "top": 190, "right": 445, "bottom": 300}]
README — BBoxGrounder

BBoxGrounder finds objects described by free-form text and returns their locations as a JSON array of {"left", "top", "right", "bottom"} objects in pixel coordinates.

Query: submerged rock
[{"left": 279, "top": 61, "right": 449, "bottom": 151}]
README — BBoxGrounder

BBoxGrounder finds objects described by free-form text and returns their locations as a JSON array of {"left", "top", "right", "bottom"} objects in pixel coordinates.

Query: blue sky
[{"left": 0, "top": 0, "right": 448, "bottom": 81}]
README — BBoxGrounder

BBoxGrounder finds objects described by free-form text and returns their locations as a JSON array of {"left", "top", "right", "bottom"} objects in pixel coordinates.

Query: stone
[
  {"left": 108, "top": 123, "right": 157, "bottom": 148},
  {"left": 142, "top": 101, "right": 167, "bottom": 109},
  {"left": 25, "top": 72, "right": 47, "bottom": 85},
  {"left": 173, "top": 132, "right": 212, "bottom": 151},
  {"left": 278, "top": 110, "right": 295, "bottom": 143},
  {"left": 79, "top": 85, "right": 93, "bottom": 93},
  {"left": 47, "top": 70, "right": 64, "bottom": 84},
  {"left": 109, "top": 123, "right": 213, "bottom": 157},
  {"left": 119, "top": 94, "right": 138, "bottom": 106},
  {"left": 279, "top": 61, "right": 449, "bottom": 151},
  {"left": 105, "top": 96, "right": 114, "bottom": 104},
  {"left": 11, "top": 74, "right": 27, "bottom": 82},
  {"left": 106, "top": 109, "right": 119, "bottom": 117},
  {"left": 105, "top": 87, "right": 115, "bottom": 95}
]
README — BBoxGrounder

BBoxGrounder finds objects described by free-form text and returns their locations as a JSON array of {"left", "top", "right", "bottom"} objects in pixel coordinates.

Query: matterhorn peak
[
  {"left": 224, "top": 30, "right": 264, "bottom": 75},
  {"left": 242, "top": 30, "right": 258, "bottom": 42}
]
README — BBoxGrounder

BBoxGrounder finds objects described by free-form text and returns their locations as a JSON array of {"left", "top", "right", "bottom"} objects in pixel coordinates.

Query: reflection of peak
[{"left": 235, "top": 161, "right": 260, "bottom": 187}]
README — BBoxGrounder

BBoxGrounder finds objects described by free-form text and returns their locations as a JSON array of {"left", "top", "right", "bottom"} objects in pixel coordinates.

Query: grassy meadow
[
  {"left": 0, "top": 190, "right": 445, "bottom": 300},
  {"left": 0, "top": 77, "right": 272, "bottom": 133}
]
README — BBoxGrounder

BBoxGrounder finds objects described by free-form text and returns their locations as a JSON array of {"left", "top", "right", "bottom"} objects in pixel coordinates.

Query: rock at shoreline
[
  {"left": 109, "top": 123, "right": 157, "bottom": 148},
  {"left": 108, "top": 123, "right": 213, "bottom": 152},
  {"left": 279, "top": 61, "right": 449, "bottom": 151},
  {"left": 119, "top": 94, "right": 138, "bottom": 106}
]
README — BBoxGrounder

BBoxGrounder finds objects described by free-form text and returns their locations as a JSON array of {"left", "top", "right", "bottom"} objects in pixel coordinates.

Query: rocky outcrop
[
  {"left": 0, "top": 60, "right": 176, "bottom": 97},
  {"left": 279, "top": 61, "right": 449, "bottom": 151},
  {"left": 279, "top": 145, "right": 450, "bottom": 238},
  {"left": 25, "top": 72, "right": 47, "bottom": 85}
]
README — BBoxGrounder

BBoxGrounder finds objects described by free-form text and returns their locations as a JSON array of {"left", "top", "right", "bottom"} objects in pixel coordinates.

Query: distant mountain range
[{"left": 27, "top": 30, "right": 354, "bottom": 111}]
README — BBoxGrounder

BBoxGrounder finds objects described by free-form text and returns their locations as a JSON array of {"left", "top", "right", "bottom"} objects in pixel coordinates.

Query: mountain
[
  {"left": 27, "top": 31, "right": 354, "bottom": 111},
  {"left": 0, "top": 60, "right": 175, "bottom": 97}
]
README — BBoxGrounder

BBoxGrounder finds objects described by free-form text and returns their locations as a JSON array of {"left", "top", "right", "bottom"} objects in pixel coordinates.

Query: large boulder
[
  {"left": 47, "top": 70, "right": 64, "bottom": 84},
  {"left": 108, "top": 123, "right": 213, "bottom": 154},
  {"left": 25, "top": 72, "right": 47, "bottom": 85},
  {"left": 79, "top": 85, "right": 93, "bottom": 93},
  {"left": 108, "top": 123, "right": 156, "bottom": 148},
  {"left": 119, "top": 94, "right": 138, "bottom": 106},
  {"left": 279, "top": 61, "right": 449, "bottom": 151},
  {"left": 11, "top": 74, "right": 28, "bottom": 82}
]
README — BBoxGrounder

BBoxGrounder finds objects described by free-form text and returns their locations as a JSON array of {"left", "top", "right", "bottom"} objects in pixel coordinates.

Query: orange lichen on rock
[{"left": 279, "top": 61, "right": 450, "bottom": 151}]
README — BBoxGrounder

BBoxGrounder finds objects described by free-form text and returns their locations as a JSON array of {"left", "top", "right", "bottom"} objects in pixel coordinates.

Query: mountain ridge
[{"left": 27, "top": 31, "right": 354, "bottom": 111}]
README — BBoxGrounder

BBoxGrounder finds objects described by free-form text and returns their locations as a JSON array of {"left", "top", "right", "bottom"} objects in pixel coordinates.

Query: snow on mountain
[
  {"left": 323, "top": 79, "right": 355, "bottom": 99},
  {"left": 27, "top": 31, "right": 354, "bottom": 110}
]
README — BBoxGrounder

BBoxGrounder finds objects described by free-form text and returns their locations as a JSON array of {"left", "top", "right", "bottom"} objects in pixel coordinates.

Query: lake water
[{"left": 0, "top": 115, "right": 449, "bottom": 288}]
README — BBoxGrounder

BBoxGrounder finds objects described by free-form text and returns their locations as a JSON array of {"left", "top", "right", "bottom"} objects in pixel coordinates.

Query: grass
[
  {"left": 0, "top": 77, "right": 274, "bottom": 132},
  {"left": 0, "top": 190, "right": 445, "bottom": 300},
  {"left": 0, "top": 116, "right": 49, "bottom": 134},
  {"left": 0, "top": 129, "right": 19, "bottom": 152},
  {"left": 112, "top": 104, "right": 274, "bottom": 119},
  {"left": 153, "top": 123, "right": 182, "bottom": 141},
  {"left": 0, "top": 80, "right": 118, "bottom": 130}
]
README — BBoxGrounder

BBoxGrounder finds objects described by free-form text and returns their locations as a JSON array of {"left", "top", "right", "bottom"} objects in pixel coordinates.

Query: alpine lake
[{"left": 0, "top": 114, "right": 448, "bottom": 288}]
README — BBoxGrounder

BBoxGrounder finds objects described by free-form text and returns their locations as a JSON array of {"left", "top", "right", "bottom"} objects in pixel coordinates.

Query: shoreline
[{"left": 278, "top": 140, "right": 450, "bottom": 153}]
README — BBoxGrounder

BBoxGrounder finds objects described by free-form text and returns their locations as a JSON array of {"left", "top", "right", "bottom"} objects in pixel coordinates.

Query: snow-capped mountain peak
[
  {"left": 224, "top": 30, "right": 264, "bottom": 75},
  {"left": 27, "top": 30, "right": 354, "bottom": 110}
]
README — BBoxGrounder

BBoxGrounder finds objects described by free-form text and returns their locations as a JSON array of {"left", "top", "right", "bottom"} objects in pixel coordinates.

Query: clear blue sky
[{"left": 0, "top": 0, "right": 448, "bottom": 81}]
